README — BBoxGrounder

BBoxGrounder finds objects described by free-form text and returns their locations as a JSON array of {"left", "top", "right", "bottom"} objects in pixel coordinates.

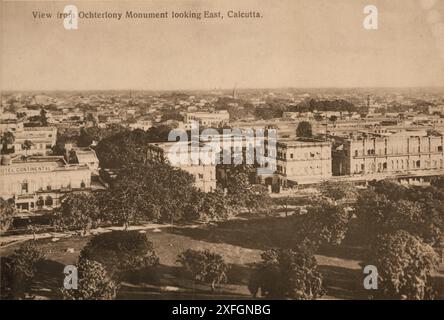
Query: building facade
[
  {"left": 147, "top": 142, "right": 217, "bottom": 193},
  {"left": 0, "top": 155, "right": 91, "bottom": 212},
  {"left": 332, "top": 132, "right": 444, "bottom": 176},
  {"left": 12, "top": 127, "right": 57, "bottom": 156},
  {"left": 274, "top": 139, "right": 332, "bottom": 185},
  {"left": 185, "top": 110, "right": 230, "bottom": 128}
]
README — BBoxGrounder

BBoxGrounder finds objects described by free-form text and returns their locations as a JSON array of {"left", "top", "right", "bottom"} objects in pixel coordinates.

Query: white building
[
  {"left": 12, "top": 127, "right": 57, "bottom": 156},
  {"left": 0, "top": 155, "right": 92, "bottom": 212},
  {"left": 274, "top": 139, "right": 332, "bottom": 186},
  {"left": 72, "top": 147, "right": 100, "bottom": 175},
  {"left": 147, "top": 141, "right": 217, "bottom": 193},
  {"left": 185, "top": 110, "right": 230, "bottom": 129}
]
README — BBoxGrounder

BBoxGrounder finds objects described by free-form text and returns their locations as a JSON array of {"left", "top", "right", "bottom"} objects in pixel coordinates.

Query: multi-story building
[
  {"left": 0, "top": 154, "right": 91, "bottom": 212},
  {"left": 429, "top": 105, "right": 444, "bottom": 115},
  {"left": 1, "top": 122, "right": 57, "bottom": 156},
  {"left": 71, "top": 147, "right": 100, "bottom": 175},
  {"left": 0, "top": 119, "right": 24, "bottom": 133},
  {"left": 185, "top": 110, "right": 230, "bottom": 129},
  {"left": 332, "top": 131, "right": 444, "bottom": 176},
  {"left": 12, "top": 127, "right": 57, "bottom": 156},
  {"left": 146, "top": 141, "right": 217, "bottom": 192},
  {"left": 273, "top": 138, "right": 332, "bottom": 186}
]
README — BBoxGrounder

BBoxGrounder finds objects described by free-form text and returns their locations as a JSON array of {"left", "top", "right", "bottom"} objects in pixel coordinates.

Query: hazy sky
[{"left": 1, "top": 0, "right": 444, "bottom": 90}]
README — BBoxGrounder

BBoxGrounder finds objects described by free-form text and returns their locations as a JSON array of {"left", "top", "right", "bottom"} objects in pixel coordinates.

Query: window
[
  {"left": 37, "top": 196, "right": 44, "bottom": 207},
  {"left": 290, "top": 153, "right": 293, "bottom": 159},
  {"left": 80, "top": 181, "right": 86, "bottom": 188},
  {"left": 355, "top": 150, "right": 358, "bottom": 157},
  {"left": 438, "top": 146, "right": 443, "bottom": 152},
  {"left": 45, "top": 196, "right": 53, "bottom": 206},
  {"left": 21, "top": 181, "right": 28, "bottom": 193},
  {"left": 198, "top": 173, "right": 204, "bottom": 180}
]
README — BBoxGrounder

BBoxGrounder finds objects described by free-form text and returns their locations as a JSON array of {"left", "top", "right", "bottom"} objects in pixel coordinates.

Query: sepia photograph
[{"left": 1, "top": 0, "right": 444, "bottom": 308}]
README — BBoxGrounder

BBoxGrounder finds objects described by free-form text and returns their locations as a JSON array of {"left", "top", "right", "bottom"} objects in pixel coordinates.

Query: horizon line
[{"left": 2, "top": 85, "right": 444, "bottom": 93}]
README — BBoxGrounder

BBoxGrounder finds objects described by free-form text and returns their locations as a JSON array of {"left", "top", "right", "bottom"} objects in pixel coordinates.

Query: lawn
[{"left": 1, "top": 216, "right": 443, "bottom": 300}]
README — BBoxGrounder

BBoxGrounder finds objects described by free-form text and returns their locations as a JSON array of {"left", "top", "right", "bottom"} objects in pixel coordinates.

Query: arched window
[
  {"left": 80, "top": 181, "right": 86, "bottom": 189},
  {"left": 45, "top": 196, "right": 53, "bottom": 207},
  {"left": 36, "top": 196, "right": 44, "bottom": 207},
  {"left": 21, "top": 180, "right": 29, "bottom": 194}
]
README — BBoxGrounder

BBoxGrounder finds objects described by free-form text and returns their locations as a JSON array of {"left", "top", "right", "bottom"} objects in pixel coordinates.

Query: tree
[
  {"left": 98, "top": 185, "right": 145, "bottom": 229},
  {"left": 363, "top": 230, "right": 439, "bottom": 300},
  {"left": 329, "top": 115, "right": 338, "bottom": 124},
  {"left": 79, "top": 231, "right": 159, "bottom": 278},
  {"left": 300, "top": 198, "right": 352, "bottom": 246},
  {"left": 225, "top": 171, "right": 251, "bottom": 209},
  {"left": 274, "top": 194, "right": 301, "bottom": 217},
  {"left": 249, "top": 248, "right": 324, "bottom": 300},
  {"left": 355, "top": 187, "right": 444, "bottom": 246},
  {"left": 430, "top": 176, "right": 444, "bottom": 190},
  {"left": 21, "top": 140, "right": 33, "bottom": 156},
  {"left": 296, "top": 121, "right": 313, "bottom": 138},
  {"left": 61, "top": 259, "right": 118, "bottom": 300},
  {"left": 245, "top": 185, "right": 272, "bottom": 215},
  {"left": 318, "top": 181, "right": 357, "bottom": 203},
  {"left": 1, "top": 131, "right": 15, "bottom": 154},
  {"left": 52, "top": 192, "right": 100, "bottom": 235},
  {"left": 191, "top": 189, "right": 233, "bottom": 222},
  {"left": 100, "top": 163, "right": 198, "bottom": 226},
  {"left": 177, "top": 249, "right": 229, "bottom": 291},
  {"left": 0, "top": 197, "right": 16, "bottom": 233},
  {"left": 40, "top": 108, "right": 48, "bottom": 126},
  {"left": 369, "top": 180, "right": 407, "bottom": 202},
  {"left": 1, "top": 242, "right": 45, "bottom": 299}
]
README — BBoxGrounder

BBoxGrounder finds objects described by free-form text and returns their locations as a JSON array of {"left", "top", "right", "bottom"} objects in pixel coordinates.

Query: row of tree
[{"left": 52, "top": 162, "right": 271, "bottom": 233}]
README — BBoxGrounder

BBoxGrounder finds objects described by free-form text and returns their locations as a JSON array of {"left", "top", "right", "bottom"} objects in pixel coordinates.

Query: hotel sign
[{"left": 0, "top": 165, "right": 54, "bottom": 175}]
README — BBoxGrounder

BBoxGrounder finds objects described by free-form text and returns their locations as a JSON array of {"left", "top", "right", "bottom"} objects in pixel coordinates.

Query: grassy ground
[{"left": 1, "top": 216, "right": 443, "bottom": 300}]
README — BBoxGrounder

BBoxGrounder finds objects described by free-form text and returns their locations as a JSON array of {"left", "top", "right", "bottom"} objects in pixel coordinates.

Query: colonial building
[
  {"left": 332, "top": 131, "right": 444, "bottom": 176},
  {"left": 12, "top": 127, "right": 57, "bottom": 156},
  {"left": 71, "top": 147, "right": 100, "bottom": 175},
  {"left": 273, "top": 138, "right": 332, "bottom": 186},
  {"left": 0, "top": 154, "right": 91, "bottom": 212},
  {"left": 185, "top": 110, "right": 230, "bottom": 129},
  {"left": 0, "top": 121, "right": 57, "bottom": 156},
  {"left": 146, "top": 142, "right": 217, "bottom": 193}
]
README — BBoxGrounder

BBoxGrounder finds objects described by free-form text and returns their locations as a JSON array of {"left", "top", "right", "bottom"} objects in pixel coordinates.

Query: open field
[{"left": 1, "top": 216, "right": 443, "bottom": 300}]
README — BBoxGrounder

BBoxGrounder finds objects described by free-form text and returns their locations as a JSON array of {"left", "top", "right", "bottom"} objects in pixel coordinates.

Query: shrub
[
  {"left": 61, "top": 259, "right": 118, "bottom": 300},
  {"left": 79, "top": 231, "right": 159, "bottom": 278},
  {"left": 0, "top": 197, "right": 16, "bottom": 232},
  {"left": 1, "top": 242, "right": 45, "bottom": 299},
  {"left": 249, "top": 248, "right": 324, "bottom": 300}
]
